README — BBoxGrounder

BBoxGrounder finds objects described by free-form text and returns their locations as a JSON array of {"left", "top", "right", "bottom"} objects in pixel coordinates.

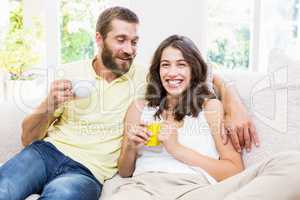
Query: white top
[{"left": 134, "top": 106, "right": 220, "bottom": 184}]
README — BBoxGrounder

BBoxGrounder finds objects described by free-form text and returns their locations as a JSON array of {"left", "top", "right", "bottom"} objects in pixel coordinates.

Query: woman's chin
[{"left": 166, "top": 89, "right": 184, "bottom": 97}]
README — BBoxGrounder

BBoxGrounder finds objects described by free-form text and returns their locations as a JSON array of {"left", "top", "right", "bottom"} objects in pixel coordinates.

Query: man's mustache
[{"left": 119, "top": 53, "right": 135, "bottom": 60}]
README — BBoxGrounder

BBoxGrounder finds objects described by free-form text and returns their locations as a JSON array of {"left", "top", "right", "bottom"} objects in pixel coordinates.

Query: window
[
  {"left": 60, "top": 0, "right": 100, "bottom": 64},
  {"left": 207, "top": 0, "right": 300, "bottom": 71},
  {"left": 207, "top": 0, "right": 252, "bottom": 70},
  {"left": 60, "top": 0, "right": 128, "bottom": 64},
  {"left": 260, "top": 0, "right": 300, "bottom": 65}
]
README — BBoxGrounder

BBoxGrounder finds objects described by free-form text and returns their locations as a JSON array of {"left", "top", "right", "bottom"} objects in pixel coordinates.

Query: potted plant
[
  {"left": 0, "top": 3, "right": 41, "bottom": 81},
  {"left": 0, "top": 3, "right": 43, "bottom": 101}
]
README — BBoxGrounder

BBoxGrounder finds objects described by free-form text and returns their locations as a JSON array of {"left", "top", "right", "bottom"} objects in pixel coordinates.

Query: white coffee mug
[{"left": 71, "top": 79, "right": 96, "bottom": 98}]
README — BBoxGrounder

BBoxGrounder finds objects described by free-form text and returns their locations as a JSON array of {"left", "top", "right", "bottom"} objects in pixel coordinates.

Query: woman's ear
[{"left": 95, "top": 32, "right": 103, "bottom": 48}]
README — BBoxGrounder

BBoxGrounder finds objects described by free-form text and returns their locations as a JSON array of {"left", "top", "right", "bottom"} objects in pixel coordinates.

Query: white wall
[
  {"left": 23, "top": 0, "right": 43, "bottom": 28},
  {"left": 22, "top": 0, "right": 208, "bottom": 68},
  {"left": 0, "top": 0, "right": 9, "bottom": 27},
  {"left": 128, "top": 0, "right": 208, "bottom": 66}
]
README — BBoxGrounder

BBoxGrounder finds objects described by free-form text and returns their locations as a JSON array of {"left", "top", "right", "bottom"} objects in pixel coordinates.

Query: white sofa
[{"left": 0, "top": 50, "right": 299, "bottom": 199}]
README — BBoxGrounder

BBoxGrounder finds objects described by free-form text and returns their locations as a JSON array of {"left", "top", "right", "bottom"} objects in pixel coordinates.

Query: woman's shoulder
[
  {"left": 131, "top": 99, "right": 147, "bottom": 107},
  {"left": 125, "top": 99, "right": 147, "bottom": 122},
  {"left": 127, "top": 99, "right": 147, "bottom": 114},
  {"left": 126, "top": 100, "right": 159, "bottom": 123}
]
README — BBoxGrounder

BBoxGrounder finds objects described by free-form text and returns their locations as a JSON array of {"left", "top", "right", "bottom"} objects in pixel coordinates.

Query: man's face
[{"left": 98, "top": 19, "right": 139, "bottom": 76}]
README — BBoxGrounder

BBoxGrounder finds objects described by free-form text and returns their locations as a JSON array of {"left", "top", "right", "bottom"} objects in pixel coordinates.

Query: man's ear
[{"left": 95, "top": 32, "right": 103, "bottom": 48}]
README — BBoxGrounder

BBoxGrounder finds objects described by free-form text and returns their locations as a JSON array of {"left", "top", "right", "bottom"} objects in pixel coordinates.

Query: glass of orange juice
[{"left": 145, "top": 122, "right": 161, "bottom": 147}]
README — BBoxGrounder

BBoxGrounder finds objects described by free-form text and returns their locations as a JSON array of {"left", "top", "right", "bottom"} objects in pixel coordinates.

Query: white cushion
[{"left": 220, "top": 52, "right": 300, "bottom": 167}]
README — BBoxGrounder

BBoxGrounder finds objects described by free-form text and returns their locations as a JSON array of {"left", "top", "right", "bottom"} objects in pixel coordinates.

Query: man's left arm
[{"left": 212, "top": 74, "right": 260, "bottom": 153}]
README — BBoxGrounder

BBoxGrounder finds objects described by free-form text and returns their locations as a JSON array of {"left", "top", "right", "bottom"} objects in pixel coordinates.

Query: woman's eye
[{"left": 160, "top": 64, "right": 169, "bottom": 68}]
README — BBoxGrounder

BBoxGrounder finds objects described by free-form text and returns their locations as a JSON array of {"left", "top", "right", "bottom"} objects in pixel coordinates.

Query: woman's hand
[
  {"left": 125, "top": 123, "right": 151, "bottom": 149},
  {"left": 158, "top": 120, "right": 180, "bottom": 154}
]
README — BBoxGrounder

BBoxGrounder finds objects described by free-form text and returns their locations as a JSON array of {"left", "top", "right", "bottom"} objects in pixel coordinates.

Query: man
[{"left": 0, "top": 7, "right": 257, "bottom": 200}]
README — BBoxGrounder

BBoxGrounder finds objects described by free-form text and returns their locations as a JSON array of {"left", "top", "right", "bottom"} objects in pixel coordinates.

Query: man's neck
[{"left": 93, "top": 56, "right": 118, "bottom": 83}]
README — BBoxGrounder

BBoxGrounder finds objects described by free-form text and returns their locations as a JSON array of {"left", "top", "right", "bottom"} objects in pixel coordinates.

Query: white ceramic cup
[{"left": 71, "top": 79, "right": 96, "bottom": 98}]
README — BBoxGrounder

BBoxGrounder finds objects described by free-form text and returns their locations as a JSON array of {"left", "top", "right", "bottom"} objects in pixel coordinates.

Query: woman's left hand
[{"left": 158, "top": 120, "right": 180, "bottom": 154}]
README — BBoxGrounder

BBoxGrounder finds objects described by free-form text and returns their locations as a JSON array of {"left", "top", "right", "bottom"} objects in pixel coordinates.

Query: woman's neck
[
  {"left": 166, "top": 95, "right": 178, "bottom": 111},
  {"left": 163, "top": 95, "right": 179, "bottom": 121}
]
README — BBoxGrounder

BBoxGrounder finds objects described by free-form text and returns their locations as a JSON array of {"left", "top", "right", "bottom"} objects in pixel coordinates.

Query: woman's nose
[{"left": 167, "top": 65, "right": 179, "bottom": 76}]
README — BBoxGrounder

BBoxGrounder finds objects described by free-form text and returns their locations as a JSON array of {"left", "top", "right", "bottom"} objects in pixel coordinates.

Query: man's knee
[
  {"left": 41, "top": 177, "right": 101, "bottom": 200},
  {"left": 0, "top": 176, "right": 19, "bottom": 200}
]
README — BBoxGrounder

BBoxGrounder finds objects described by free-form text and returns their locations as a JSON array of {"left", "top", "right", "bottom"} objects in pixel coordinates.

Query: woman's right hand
[{"left": 125, "top": 123, "right": 151, "bottom": 148}]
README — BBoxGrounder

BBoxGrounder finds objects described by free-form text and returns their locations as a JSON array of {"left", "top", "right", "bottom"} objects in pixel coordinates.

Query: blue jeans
[{"left": 0, "top": 140, "right": 102, "bottom": 200}]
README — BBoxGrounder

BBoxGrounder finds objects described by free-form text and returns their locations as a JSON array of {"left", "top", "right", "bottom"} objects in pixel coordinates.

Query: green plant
[
  {"left": 60, "top": 0, "right": 98, "bottom": 64},
  {"left": 0, "top": 2, "right": 41, "bottom": 80},
  {"left": 207, "top": 25, "right": 250, "bottom": 70}
]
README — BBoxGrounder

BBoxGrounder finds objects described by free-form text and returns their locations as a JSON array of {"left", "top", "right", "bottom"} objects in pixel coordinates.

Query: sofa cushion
[
  {"left": 0, "top": 102, "right": 26, "bottom": 162},
  {"left": 220, "top": 52, "right": 300, "bottom": 167}
]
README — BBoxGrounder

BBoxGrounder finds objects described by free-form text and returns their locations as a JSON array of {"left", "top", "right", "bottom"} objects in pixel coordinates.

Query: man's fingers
[
  {"left": 250, "top": 123, "right": 260, "bottom": 147},
  {"left": 237, "top": 126, "right": 245, "bottom": 149},
  {"left": 52, "top": 80, "right": 72, "bottom": 91},
  {"left": 230, "top": 128, "right": 241, "bottom": 153},
  {"left": 62, "top": 90, "right": 74, "bottom": 98},
  {"left": 55, "top": 91, "right": 74, "bottom": 102},
  {"left": 221, "top": 125, "right": 228, "bottom": 144},
  {"left": 244, "top": 126, "right": 251, "bottom": 152}
]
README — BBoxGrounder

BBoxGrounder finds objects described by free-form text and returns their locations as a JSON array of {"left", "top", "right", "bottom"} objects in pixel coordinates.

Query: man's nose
[{"left": 122, "top": 43, "right": 135, "bottom": 56}]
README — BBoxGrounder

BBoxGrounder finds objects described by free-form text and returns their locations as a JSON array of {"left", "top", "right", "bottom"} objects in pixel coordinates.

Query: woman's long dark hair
[{"left": 145, "top": 35, "right": 215, "bottom": 121}]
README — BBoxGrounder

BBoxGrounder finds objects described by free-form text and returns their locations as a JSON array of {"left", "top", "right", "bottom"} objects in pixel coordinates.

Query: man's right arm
[
  {"left": 21, "top": 80, "right": 74, "bottom": 146},
  {"left": 21, "top": 99, "right": 58, "bottom": 146}
]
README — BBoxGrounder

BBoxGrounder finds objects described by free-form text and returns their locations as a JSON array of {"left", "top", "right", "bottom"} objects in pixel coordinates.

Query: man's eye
[{"left": 132, "top": 40, "right": 138, "bottom": 46}]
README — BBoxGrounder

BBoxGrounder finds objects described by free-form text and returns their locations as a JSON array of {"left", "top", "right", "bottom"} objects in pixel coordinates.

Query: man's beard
[{"left": 101, "top": 42, "right": 134, "bottom": 77}]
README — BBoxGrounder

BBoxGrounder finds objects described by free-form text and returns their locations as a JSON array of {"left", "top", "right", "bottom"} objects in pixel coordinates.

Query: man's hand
[
  {"left": 223, "top": 108, "right": 259, "bottom": 153},
  {"left": 47, "top": 80, "right": 74, "bottom": 113},
  {"left": 211, "top": 74, "right": 260, "bottom": 153}
]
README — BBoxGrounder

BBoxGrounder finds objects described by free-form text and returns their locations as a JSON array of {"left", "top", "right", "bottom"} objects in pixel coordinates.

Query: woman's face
[{"left": 159, "top": 46, "right": 191, "bottom": 97}]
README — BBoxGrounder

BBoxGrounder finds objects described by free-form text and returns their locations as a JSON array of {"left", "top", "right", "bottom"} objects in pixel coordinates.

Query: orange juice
[{"left": 146, "top": 122, "right": 161, "bottom": 147}]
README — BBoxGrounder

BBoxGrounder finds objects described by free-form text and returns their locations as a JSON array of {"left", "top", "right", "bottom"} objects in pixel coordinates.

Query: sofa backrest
[{"left": 219, "top": 50, "right": 300, "bottom": 166}]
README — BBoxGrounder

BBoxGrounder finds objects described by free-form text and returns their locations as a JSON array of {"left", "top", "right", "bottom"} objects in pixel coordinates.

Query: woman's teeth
[{"left": 167, "top": 79, "right": 183, "bottom": 88}]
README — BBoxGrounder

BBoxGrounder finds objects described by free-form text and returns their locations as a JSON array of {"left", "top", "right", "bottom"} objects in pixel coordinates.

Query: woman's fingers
[{"left": 128, "top": 125, "right": 150, "bottom": 144}]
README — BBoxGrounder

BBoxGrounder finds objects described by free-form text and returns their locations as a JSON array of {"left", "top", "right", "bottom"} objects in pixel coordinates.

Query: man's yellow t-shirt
[{"left": 44, "top": 59, "right": 147, "bottom": 183}]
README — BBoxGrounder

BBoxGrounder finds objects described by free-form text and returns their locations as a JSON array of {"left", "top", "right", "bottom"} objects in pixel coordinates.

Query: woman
[
  {"left": 110, "top": 34, "right": 242, "bottom": 198},
  {"left": 108, "top": 35, "right": 300, "bottom": 200}
]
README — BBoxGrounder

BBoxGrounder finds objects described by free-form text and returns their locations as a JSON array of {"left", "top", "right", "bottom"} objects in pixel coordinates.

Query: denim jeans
[{"left": 0, "top": 140, "right": 102, "bottom": 200}]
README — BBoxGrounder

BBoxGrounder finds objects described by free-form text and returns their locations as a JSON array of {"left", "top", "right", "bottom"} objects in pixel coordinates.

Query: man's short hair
[{"left": 96, "top": 6, "right": 139, "bottom": 39}]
